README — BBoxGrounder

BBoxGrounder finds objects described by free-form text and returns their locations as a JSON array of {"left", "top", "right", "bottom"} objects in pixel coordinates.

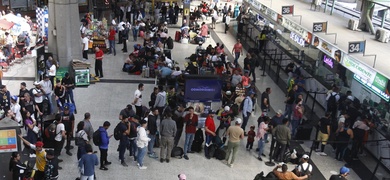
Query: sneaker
[
  {"left": 228, "top": 164, "right": 234, "bottom": 168},
  {"left": 121, "top": 162, "right": 128, "bottom": 167},
  {"left": 184, "top": 155, "right": 189, "bottom": 160},
  {"left": 104, "top": 161, "right": 112, "bottom": 165},
  {"left": 257, "top": 157, "right": 263, "bottom": 161},
  {"left": 138, "top": 166, "right": 147, "bottom": 170},
  {"left": 315, "top": 149, "right": 321, "bottom": 152},
  {"left": 166, "top": 159, "right": 170, "bottom": 163},
  {"left": 58, "top": 159, "right": 63, "bottom": 162},
  {"left": 29, "top": 154, "right": 36, "bottom": 158},
  {"left": 66, "top": 151, "right": 73, "bottom": 156},
  {"left": 320, "top": 152, "right": 327, "bottom": 156},
  {"left": 58, "top": 166, "right": 63, "bottom": 170},
  {"left": 160, "top": 158, "right": 164, "bottom": 163},
  {"left": 261, "top": 153, "right": 266, "bottom": 157},
  {"left": 99, "top": 166, "right": 108, "bottom": 170}
]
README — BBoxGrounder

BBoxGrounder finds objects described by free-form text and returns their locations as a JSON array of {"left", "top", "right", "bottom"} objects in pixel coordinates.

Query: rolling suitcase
[
  {"left": 175, "top": 31, "right": 181, "bottom": 42},
  {"left": 143, "top": 67, "right": 150, "bottom": 78}
]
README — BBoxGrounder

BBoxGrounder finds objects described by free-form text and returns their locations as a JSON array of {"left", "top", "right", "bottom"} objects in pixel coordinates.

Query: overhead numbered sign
[
  {"left": 281, "top": 5, "right": 294, "bottom": 15},
  {"left": 313, "top": 22, "right": 327, "bottom": 33},
  {"left": 348, "top": 41, "right": 365, "bottom": 54}
]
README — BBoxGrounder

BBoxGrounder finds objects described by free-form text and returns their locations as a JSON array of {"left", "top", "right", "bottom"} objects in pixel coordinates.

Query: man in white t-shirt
[
  {"left": 296, "top": 154, "right": 313, "bottom": 177},
  {"left": 133, "top": 83, "right": 144, "bottom": 118},
  {"left": 81, "top": 34, "right": 89, "bottom": 60},
  {"left": 40, "top": 75, "right": 54, "bottom": 114},
  {"left": 32, "top": 82, "right": 44, "bottom": 117},
  {"left": 54, "top": 115, "right": 66, "bottom": 157}
]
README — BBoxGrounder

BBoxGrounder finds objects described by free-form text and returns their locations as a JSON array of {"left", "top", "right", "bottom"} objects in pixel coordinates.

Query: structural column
[{"left": 48, "top": 0, "right": 82, "bottom": 68}]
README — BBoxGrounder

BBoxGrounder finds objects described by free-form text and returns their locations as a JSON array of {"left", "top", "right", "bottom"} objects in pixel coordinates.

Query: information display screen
[{"left": 184, "top": 75, "right": 222, "bottom": 102}]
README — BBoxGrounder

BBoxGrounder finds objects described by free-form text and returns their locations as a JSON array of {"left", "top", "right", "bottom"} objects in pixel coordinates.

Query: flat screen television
[{"left": 184, "top": 75, "right": 222, "bottom": 102}]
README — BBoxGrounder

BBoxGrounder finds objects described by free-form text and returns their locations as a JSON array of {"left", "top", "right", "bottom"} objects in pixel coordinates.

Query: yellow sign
[{"left": 184, "top": 8, "right": 190, "bottom": 16}]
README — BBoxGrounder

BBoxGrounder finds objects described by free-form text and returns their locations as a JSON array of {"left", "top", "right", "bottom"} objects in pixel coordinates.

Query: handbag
[{"left": 32, "top": 126, "right": 39, "bottom": 134}]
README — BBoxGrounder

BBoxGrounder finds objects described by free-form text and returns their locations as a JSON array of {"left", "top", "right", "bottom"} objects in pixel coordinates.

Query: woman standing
[
  {"left": 48, "top": 57, "right": 58, "bottom": 90},
  {"left": 8, "top": 152, "right": 27, "bottom": 180},
  {"left": 23, "top": 111, "right": 37, "bottom": 156},
  {"left": 136, "top": 120, "right": 150, "bottom": 170},
  {"left": 335, "top": 122, "right": 353, "bottom": 161},
  {"left": 132, "top": 22, "right": 140, "bottom": 42},
  {"left": 76, "top": 121, "right": 89, "bottom": 160},
  {"left": 291, "top": 98, "right": 304, "bottom": 138}
]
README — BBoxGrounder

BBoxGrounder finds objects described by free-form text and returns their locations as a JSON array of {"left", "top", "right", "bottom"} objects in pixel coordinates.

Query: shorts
[{"left": 317, "top": 131, "right": 329, "bottom": 145}]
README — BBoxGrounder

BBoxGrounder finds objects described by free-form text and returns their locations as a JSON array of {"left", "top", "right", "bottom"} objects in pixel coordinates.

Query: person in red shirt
[
  {"left": 232, "top": 39, "right": 243, "bottom": 66},
  {"left": 108, "top": 26, "right": 116, "bottom": 56},
  {"left": 183, "top": 107, "right": 198, "bottom": 160},
  {"left": 95, "top": 47, "right": 104, "bottom": 78},
  {"left": 204, "top": 112, "right": 216, "bottom": 159}
]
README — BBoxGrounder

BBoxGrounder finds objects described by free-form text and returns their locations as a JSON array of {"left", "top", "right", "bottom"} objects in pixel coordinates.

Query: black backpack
[
  {"left": 327, "top": 93, "right": 338, "bottom": 110},
  {"left": 75, "top": 131, "right": 87, "bottom": 147},
  {"left": 166, "top": 37, "right": 174, "bottom": 49},
  {"left": 114, "top": 123, "right": 123, "bottom": 140},
  {"left": 207, "top": 144, "right": 217, "bottom": 157},
  {"left": 44, "top": 121, "right": 58, "bottom": 141},
  {"left": 239, "top": 97, "right": 248, "bottom": 111},
  {"left": 92, "top": 129, "right": 102, "bottom": 146},
  {"left": 194, "top": 128, "right": 204, "bottom": 144},
  {"left": 171, "top": 146, "right": 184, "bottom": 158}
]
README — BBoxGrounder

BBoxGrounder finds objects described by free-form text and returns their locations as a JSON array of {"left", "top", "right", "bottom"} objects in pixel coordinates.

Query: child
[{"left": 246, "top": 125, "right": 256, "bottom": 150}]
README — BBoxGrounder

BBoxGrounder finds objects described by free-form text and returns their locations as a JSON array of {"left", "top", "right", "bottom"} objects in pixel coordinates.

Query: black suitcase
[{"left": 295, "top": 124, "right": 313, "bottom": 140}]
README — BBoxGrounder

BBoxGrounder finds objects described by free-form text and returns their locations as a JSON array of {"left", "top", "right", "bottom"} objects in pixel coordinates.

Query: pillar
[{"left": 48, "top": 0, "right": 82, "bottom": 69}]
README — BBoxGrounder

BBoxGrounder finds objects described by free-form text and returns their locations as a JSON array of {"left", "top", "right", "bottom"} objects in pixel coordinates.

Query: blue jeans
[
  {"left": 46, "top": 93, "right": 54, "bottom": 114},
  {"left": 129, "top": 139, "right": 137, "bottom": 158},
  {"left": 204, "top": 134, "right": 214, "bottom": 157},
  {"left": 264, "top": 133, "right": 268, "bottom": 142},
  {"left": 291, "top": 119, "right": 300, "bottom": 138},
  {"left": 184, "top": 133, "right": 195, "bottom": 155},
  {"left": 257, "top": 138, "right": 265, "bottom": 157},
  {"left": 109, "top": 40, "right": 116, "bottom": 54},
  {"left": 137, "top": 146, "right": 147, "bottom": 167},
  {"left": 284, "top": 104, "right": 293, "bottom": 120},
  {"left": 234, "top": 52, "right": 240, "bottom": 66},
  {"left": 241, "top": 112, "right": 251, "bottom": 132},
  {"left": 65, "top": 89, "right": 76, "bottom": 107},
  {"left": 119, "top": 138, "right": 128, "bottom": 162},
  {"left": 148, "top": 134, "right": 156, "bottom": 154}
]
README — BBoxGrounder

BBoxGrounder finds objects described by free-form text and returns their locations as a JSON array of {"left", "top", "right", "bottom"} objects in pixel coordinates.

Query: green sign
[
  {"left": 75, "top": 69, "right": 90, "bottom": 86},
  {"left": 55, "top": 67, "right": 69, "bottom": 84},
  {"left": 373, "top": 73, "right": 388, "bottom": 92}
]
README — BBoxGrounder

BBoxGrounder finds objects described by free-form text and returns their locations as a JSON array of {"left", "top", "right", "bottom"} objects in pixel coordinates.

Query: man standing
[
  {"left": 107, "top": 26, "right": 116, "bottom": 56},
  {"left": 204, "top": 112, "right": 216, "bottom": 159},
  {"left": 133, "top": 83, "right": 144, "bottom": 118},
  {"left": 173, "top": 105, "right": 185, "bottom": 147},
  {"left": 118, "top": 116, "right": 130, "bottom": 167},
  {"left": 54, "top": 114, "right": 66, "bottom": 157},
  {"left": 18, "top": 82, "right": 29, "bottom": 106},
  {"left": 121, "top": 24, "right": 129, "bottom": 53},
  {"left": 0, "top": 85, "right": 11, "bottom": 112},
  {"left": 78, "top": 144, "right": 98, "bottom": 180},
  {"left": 154, "top": 85, "right": 167, "bottom": 120},
  {"left": 244, "top": 53, "right": 256, "bottom": 82},
  {"left": 81, "top": 34, "right": 89, "bottom": 60},
  {"left": 32, "top": 82, "right": 44, "bottom": 118},
  {"left": 82, "top": 112, "right": 94, "bottom": 141},
  {"left": 261, "top": 87, "right": 271, "bottom": 115},
  {"left": 40, "top": 75, "right": 53, "bottom": 114},
  {"left": 160, "top": 111, "right": 177, "bottom": 163},
  {"left": 315, "top": 112, "right": 331, "bottom": 156},
  {"left": 61, "top": 105, "right": 75, "bottom": 156},
  {"left": 242, "top": 91, "right": 255, "bottom": 135},
  {"left": 147, "top": 108, "right": 159, "bottom": 158},
  {"left": 61, "top": 72, "right": 77, "bottom": 114},
  {"left": 95, "top": 47, "right": 104, "bottom": 78},
  {"left": 225, "top": 118, "right": 244, "bottom": 167},
  {"left": 273, "top": 118, "right": 291, "bottom": 162},
  {"left": 232, "top": 39, "right": 243, "bottom": 66},
  {"left": 98, "top": 121, "right": 112, "bottom": 170},
  {"left": 183, "top": 107, "right": 198, "bottom": 160},
  {"left": 119, "top": 104, "right": 135, "bottom": 120},
  {"left": 284, "top": 84, "right": 297, "bottom": 120},
  {"left": 128, "top": 115, "right": 140, "bottom": 161},
  {"left": 224, "top": 12, "right": 231, "bottom": 34},
  {"left": 269, "top": 110, "right": 284, "bottom": 156},
  {"left": 18, "top": 137, "right": 47, "bottom": 179}
]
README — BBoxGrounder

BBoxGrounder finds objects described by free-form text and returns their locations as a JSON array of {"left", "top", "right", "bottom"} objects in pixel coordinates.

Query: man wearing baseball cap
[
  {"left": 18, "top": 135, "right": 47, "bottom": 179},
  {"left": 294, "top": 154, "right": 312, "bottom": 177},
  {"left": 329, "top": 166, "right": 349, "bottom": 180},
  {"left": 224, "top": 118, "right": 244, "bottom": 167}
]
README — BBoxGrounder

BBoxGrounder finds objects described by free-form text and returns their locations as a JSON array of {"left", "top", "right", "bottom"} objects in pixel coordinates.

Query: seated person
[
  {"left": 129, "top": 56, "right": 144, "bottom": 74},
  {"left": 185, "top": 61, "right": 198, "bottom": 74},
  {"left": 158, "top": 63, "right": 173, "bottom": 79},
  {"left": 171, "top": 67, "right": 182, "bottom": 77},
  {"left": 123, "top": 54, "right": 135, "bottom": 72},
  {"left": 273, "top": 164, "right": 308, "bottom": 180}
]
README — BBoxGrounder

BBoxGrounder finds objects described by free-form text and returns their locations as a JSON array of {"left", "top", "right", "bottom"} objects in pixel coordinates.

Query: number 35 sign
[
  {"left": 313, "top": 22, "right": 327, "bottom": 33},
  {"left": 348, "top": 41, "right": 365, "bottom": 54}
]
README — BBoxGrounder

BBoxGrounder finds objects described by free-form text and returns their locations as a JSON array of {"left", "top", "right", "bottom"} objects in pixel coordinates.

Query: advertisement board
[
  {"left": 354, "top": 74, "right": 389, "bottom": 102},
  {"left": 281, "top": 17, "right": 312, "bottom": 44},
  {"left": 75, "top": 69, "right": 90, "bottom": 86},
  {"left": 312, "top": 35, "right": 342, "bottom": 62},
  {"left": 342, "top": 55, "right": 377, "bottom": 84},
  {"left": 0, "top": 129, "right": 18, "bottom": 153}
]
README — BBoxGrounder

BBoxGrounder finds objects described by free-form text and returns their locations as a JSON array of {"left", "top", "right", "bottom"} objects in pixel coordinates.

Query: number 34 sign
[{"left": 348, "top": 41, "right": 365, "bottom": 54}]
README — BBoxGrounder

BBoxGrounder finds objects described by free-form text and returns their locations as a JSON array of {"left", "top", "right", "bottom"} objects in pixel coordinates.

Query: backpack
[
  {"left": 114, "top": 122, "right": 123, "bottom": 140},
  {"left": 214, "top": 148, "right": 226, "bottom": 160},
  {"left": 75, "top": 131, "right": 87, "bottom": 147},
  {"left": 294, "top": 164, "right": 312, "bottom": 178},
  {"left": 171, "top": 146, "right": 184, "bottom": 158},
  {"left": 92, "top": 129, "right": 102, "bottom": 146},
  {"left": 194, "top": 128, "right": 204, "bottom": 144},
  {"left": 239, "top": 97, "right": 248, "bottom": 111},
  {"left": 207, "top": 144, "right": 217, "bottom": 157},
  {"left": 44, "top": 121, "right": 58, "bottom": 141},
  {"left": 44, "top": 160, "right": 55, "bottom": 179},
  {"left": 327, "top": 93, "right": 338, "bottom": 110}
]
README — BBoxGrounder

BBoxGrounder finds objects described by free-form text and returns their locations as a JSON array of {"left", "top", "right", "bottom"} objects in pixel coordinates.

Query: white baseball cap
[
  {"left": 302, "top": 154, "right": 310, "bottom": 159},
  {"left": 235, "top": 118, "right": 242, "bottom": 124}
]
